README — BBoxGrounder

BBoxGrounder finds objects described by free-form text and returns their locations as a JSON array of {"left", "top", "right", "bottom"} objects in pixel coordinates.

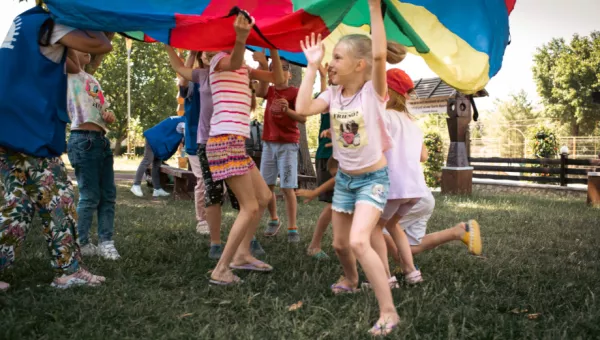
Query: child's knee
[
  {"left": 350, "top": 234, "right": 369, "bottom": 257},
  {"left": 332, "top": 239, "right": 351, "bottom": 255},
  {"left": 241, "top": 200, "right": 260, "bottom": 216},
  {"left": 257, "top": 191, "right": 271, "bottom": 208}
]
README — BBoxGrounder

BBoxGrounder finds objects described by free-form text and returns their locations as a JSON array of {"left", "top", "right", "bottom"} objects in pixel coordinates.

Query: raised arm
[
  {"left": 165, "top": 45, "right": 194, "bottom": 82},
  {"left": 180, "top": 50, "right": 197, "bottom": 88},
  {"left": 318, "top": 63, "right": 328, "bottom": 93},
  {"left": 297, "top": 33, "right": 329, "bottom": 116},
  {"left": 58, "top": 30, "right": 112, "bottom": 55},
  {"left": 369, "top": 0, "right": 387, "bottom": 98},
  {"left": 269, "top": 50, "right": 286, "bottom": 86},
  {"left": 214, "top": 13, "right": 253, "bottom": 72},
  {"left": 252, "top": 49, "right": 270, "bottom": 98}
]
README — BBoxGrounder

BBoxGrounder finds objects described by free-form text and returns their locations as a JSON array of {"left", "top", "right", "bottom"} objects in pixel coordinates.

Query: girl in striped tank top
[{"left": 208, "top": 13, "right": 288, "bottom": 286}]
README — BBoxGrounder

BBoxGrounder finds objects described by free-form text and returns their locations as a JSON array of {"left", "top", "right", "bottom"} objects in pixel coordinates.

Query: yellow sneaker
[{"left": 461, "top": 220, "right": 482, "bottom": 255}]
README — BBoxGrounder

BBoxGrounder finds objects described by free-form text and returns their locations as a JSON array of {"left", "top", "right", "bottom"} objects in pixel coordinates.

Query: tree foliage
[
  {"left": 527, "top": 125, "right": 559, "bottom": 159},
  {"left": 94, "top": 36, "right": 178, "bottom": 154},
  {"left": 423, "top": 132, "right": 444, "bottom": 188},
  {"left": 493, "top": 90, "right": 536, "bottom": 157},
  {"left": 532, "top": 31, "right": 600, "bottom": 136}
]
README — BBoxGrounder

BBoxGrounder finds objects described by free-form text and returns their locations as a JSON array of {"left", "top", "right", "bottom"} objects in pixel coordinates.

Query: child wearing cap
[{"left": 371, "top": 69, "right": 482, "bottom": 287}]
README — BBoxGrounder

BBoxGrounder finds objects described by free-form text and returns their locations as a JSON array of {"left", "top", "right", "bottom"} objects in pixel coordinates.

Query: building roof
[{"left": 412, "top": 77, "right": 489, "bottom": 99}]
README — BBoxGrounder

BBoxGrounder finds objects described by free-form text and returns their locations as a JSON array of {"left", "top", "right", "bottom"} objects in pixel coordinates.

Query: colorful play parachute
[{"left": 43, "top": 0, "right": 515, "bottom": 94}]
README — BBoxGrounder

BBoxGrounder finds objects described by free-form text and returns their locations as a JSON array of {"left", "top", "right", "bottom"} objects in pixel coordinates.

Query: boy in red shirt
[{"left": 254, "top": 51, "right": 306, "bottom": 242}]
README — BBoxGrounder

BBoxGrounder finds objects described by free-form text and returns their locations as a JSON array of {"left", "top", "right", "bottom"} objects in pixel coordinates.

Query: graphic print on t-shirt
[
  {"left": 85, "top": 78, "right": 106, "bottom": 112},
  {"left": 331, "top": 109, "right": 367, "bottom": 149}
]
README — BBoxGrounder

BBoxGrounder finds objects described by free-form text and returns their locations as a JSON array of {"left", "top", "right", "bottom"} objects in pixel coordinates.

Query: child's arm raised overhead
[
  {"left": 318, "top": 63, "right": 328, "bottom": 93},
  {"left": 252, "top": 49, "right": 270, "bottom": 98},
  {"left": 59, "top": 30, "right": 112, "bottom": 55},
  {"left": 297, "top": 33, "right": 329, "bottom": 117},
  {"left": 165, "top": 46, "right": 195, "bottom": 82},
  {"left": 179, "top": 50, "right": 197, "bottom": 88},
  {"left": 250, "top": 49, "right": 285, "bottom": 84},
  {"left": 369, "top": 0, "right": 388, "bottom": 98},
  {"left": 214, "top": 13, "right": 253, "bottom": 72}
]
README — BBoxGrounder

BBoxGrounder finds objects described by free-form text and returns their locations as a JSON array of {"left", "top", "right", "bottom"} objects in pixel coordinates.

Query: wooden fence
[{"left": 469, "top": 155, "right": 600, "bottom": 186}]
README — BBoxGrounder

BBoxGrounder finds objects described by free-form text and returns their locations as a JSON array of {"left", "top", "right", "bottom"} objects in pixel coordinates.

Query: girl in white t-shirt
[
  {"left": 373, "top": 69, "right": 483, "bottom": 287},
  {"left": 66, "top": 49, "right": 121, "bottom": 261}
]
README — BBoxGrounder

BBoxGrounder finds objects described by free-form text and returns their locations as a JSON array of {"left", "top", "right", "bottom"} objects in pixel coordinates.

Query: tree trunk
[
  {"left": 114, "top": 135, "right": 125, "bottom": 156},
  {"left": 289, "top": 64, "right": 315, "bottom": 187},
  {"left": 571, "top": 119, "right": 580, "bottom": 136}
]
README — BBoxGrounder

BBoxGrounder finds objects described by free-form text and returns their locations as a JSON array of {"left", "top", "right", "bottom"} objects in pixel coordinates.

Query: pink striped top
[{"left": 208, "top": 52, "right": 252, "bottom": 138}]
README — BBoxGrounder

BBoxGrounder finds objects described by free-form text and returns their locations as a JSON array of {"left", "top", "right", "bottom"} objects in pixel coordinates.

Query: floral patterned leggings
[{"left": 0, "top": 147, "right": 81, "bottom": 275}]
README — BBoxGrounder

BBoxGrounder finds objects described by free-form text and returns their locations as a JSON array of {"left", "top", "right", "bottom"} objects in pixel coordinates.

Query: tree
[
  {"left": 94, "top": 36, "right": 178, "bottom": 155},
  {"left": 532, "top": 31, "right": 600, "bottom": 136},
  {"left": 493, "top": 90, "right": 536, "bottom": 157}
]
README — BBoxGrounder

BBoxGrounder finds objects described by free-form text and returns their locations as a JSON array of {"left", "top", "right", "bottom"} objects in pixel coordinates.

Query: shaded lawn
[{"left": 1, "top": 182, "right": 599, "bottom": 339}]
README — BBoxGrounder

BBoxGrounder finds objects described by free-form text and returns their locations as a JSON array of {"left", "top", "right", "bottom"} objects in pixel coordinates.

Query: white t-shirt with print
[{"left": 68, "top": 71, "right": 110, "bottom": 132}]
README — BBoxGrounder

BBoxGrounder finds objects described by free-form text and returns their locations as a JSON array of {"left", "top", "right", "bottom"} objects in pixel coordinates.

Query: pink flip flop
[
  {"left": 229, "top": 260, "right": 273, "bottom": 272},
  {"left": 209, "top": 275, "right": 243, "bottom": 286},
  {"left": 330, "top": 283, "right": 360, "bottom": 295},
  {"left": 369, "top": 322, "right": 399, "bottom": 336}
]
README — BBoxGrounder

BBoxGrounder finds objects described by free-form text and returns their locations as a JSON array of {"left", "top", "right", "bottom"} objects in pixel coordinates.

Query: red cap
[{"left": 386, "top": 68, "right": 414, "bottom": 96}]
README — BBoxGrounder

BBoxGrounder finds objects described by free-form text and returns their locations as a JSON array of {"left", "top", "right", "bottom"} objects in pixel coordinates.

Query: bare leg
[
  {"left": 210, "top": 167, "right": 271, "bottom": 283},
  {"left": 350, "top": 204, "right": 399, "bottom": 331},
  {"left": 370, "top": 223, "right": 390, "bottom": 278},
  {"left": 232, "top": 167, "right": 272, "bottom": 265},
  {"left": 281, "top": 188, "right": 297, "bottom": 229},
  {"left": 383, "top": 234, "right": 400, "bottom": 263},
  {"left": 205, "top": 204, "right": 222, "bottom": 245},
  {"left": 308, "top": 203, "right": 332, "bottom": 253},
  {"left": 387, "top": 219, "right": 416, "bottom": 274},
  {"left": 267, "top": 185, "right": 278, "bottom": 220},
  {"left": 331, "top": 211, "right": 358, "bottom": 289},
  {"left": 411, "top": 222, "right": 466, "bottom": 255}
]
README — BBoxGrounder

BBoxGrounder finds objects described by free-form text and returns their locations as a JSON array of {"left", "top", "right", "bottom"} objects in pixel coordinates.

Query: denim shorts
[
  {"left": 260, "top": 141, "right": 299, "bottom": 189},
  {"left": 332, "top": 167, "right": 390, "bottom": 214}
]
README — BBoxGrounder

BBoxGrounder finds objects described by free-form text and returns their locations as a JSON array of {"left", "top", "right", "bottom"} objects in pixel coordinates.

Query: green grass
[{"left": 1, "top": 183, "right": 599, "bottom": 339}]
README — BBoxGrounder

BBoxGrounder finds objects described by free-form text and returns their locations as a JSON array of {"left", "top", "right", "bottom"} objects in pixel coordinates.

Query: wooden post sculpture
[{"left": 441, "top": 93, "right": 473, "bottom": 195}]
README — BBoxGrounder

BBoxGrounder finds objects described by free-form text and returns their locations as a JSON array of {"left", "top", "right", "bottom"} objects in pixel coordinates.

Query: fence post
[{"left": 560, "top": 153, "right": 568, "bottom": 186}]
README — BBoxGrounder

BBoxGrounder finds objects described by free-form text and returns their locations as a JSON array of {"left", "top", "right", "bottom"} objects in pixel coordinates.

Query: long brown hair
[{"left": 387, "top": 88, "right": 416, "bottom": 120}]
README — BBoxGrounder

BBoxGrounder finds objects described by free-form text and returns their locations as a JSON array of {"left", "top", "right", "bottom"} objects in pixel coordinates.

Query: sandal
[
  {"left": 51, "top": 268, "right": 106, "bottom": 289},
  {"left": 307, "top": 249, "right": 329, "bottom": 260},
  {"left": 404, "top": 270, "right": 423, "bottom": 285},
  {"left": 209, "top": 274, "right": 243, "bottom": 286},
  {"left": 361, "top": 276, "right": 400, "bottom": 290},
  {"left": 229, "top": 260, "right": 273, "bottom": 272},
  {"left": 330, "top": 276, "right": 360, "bottom": 295},
  {"left": 369, "top": 321, "right": 399, "bottom": 337}
]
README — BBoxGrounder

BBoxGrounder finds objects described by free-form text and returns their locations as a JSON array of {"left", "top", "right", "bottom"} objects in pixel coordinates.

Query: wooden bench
[{"left": 158, "top": 165, "right": 196, "bottom": 200}]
